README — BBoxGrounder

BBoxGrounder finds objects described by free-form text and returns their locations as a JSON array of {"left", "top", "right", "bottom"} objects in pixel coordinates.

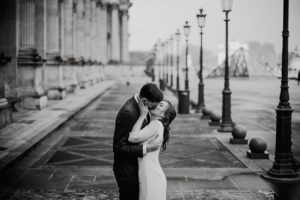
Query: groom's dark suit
[{"left": 113, "top": 96, "right": 148, "bottom": 200}]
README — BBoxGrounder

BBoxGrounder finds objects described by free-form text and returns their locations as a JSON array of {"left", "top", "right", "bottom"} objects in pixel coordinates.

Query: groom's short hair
[{"left": 139, "top": 83, "right": 163, "bottom": 103}]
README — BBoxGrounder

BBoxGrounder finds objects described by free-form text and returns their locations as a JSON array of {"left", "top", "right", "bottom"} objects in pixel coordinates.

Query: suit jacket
[{"left": 113, "top": 96, "right": 147, "bottom": 178}]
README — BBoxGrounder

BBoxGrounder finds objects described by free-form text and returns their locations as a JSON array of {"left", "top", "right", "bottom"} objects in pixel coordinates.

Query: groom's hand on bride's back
[{"left": 146, "top": 143, "right": 160, "bottom": 153}]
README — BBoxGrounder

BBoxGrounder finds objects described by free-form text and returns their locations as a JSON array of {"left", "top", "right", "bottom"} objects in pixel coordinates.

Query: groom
[{"left": 113, "top": 83, "right": 163, "bottom": 200}]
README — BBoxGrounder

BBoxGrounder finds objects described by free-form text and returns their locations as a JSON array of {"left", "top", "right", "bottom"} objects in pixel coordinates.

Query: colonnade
[{"left": 0, "top": 0, "right": 131, "bottom": 128}]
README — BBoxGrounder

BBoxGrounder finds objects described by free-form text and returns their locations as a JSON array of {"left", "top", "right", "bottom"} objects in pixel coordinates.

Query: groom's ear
[{"left": 141, "top": 98, "right": 147, "bottom": 105}]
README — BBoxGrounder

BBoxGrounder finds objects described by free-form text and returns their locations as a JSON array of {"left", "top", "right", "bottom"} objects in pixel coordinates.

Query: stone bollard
[
  {"left": 247, "top": 137, "right": 269, "bottom": 159},
  {"left": 209, "top": 112, "right": 221, "bottom": 126},
  {"left": 201, "top": 107, "right": 211, "bottom": 120},
  {"left": 230, "top": 124, "right": 248, "bottom": 144}
]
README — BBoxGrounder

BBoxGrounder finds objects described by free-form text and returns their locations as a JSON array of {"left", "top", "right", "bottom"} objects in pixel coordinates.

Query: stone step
[{"left": 0, "top": 81, "right": 116, "bottom": 172}]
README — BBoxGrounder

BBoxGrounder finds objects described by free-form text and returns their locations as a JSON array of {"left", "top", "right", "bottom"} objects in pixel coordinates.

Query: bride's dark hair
[{"left": 160, "top": 100, "right": 176, "bottom": 151}]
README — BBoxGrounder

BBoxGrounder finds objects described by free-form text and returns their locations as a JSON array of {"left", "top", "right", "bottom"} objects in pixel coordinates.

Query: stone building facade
[{"left": 0, "top": 0, "right": 131, "bottom": 128}]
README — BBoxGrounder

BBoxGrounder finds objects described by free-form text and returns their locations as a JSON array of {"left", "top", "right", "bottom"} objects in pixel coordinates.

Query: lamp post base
[
  {"left": 185, "top": 80, "right": 189, "bottom": 91},
  {"left": 159, "top": 79, "right": 165, "bottom": 91},
  {"left": 196, "top": 82, "right": 205, "bottom": 113},
  {"left": 178, "top": 90, "right": 190, "bottom": 114},
  {"left": 218, "top": 88, "right": 232, "bottom": 132},
  {"left": 261, "top": 174, "right": 300, "bottom": 200},
  {"left": 218, "top": 121, "right": 233, "bottom": 132},
  {"left": 176, "top": 76, "right": 180, "bottom": 91}
]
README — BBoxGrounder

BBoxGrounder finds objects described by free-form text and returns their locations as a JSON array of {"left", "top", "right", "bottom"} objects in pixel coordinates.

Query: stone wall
[{"left": 0, "top": 0, "right": 131, "bottom": 128}]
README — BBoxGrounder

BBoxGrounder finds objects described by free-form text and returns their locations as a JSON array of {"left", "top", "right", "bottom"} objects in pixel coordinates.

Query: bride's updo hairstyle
[{"left": 160, "top": 100, "right": 176, "bottom": 151}]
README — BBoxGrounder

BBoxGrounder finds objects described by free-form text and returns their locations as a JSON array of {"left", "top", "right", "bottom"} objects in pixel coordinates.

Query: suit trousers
[{"left": 115, "top": 172, "right": 139, "bottom": 200}]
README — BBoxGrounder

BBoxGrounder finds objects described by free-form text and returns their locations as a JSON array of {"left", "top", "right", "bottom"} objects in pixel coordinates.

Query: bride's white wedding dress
[{"left": 128, "top": 120, "right": 166, "bottom": 200}]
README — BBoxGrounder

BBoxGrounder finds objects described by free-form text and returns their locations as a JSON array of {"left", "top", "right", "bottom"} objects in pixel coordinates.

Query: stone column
[
  {"left": 0, "top": 53, "right": 13, "bottom": 128},
  {"left": 91, "top": 0, "right": 97, "bottom": 62},
  {"left": 99, "top": 3, "right": 108, "bottom": 64},
  {"left": 75, "top": 0, "right": 84, "bottom": 61},
  {"left": 83, "top": 0, "right": 91, "bottom": 61},
  {"left": 80, "top": 0, "right": 91, "bottom": 87},
  {"left": 87, "top": 0, "right": 97, "bottom": 85},
  {"left": 75, "top": 0, "right": 87, "bottom": 88},
  {"left": 63, "top": 0, "right": 73, "bottom": 59},
  {"left": 106, "top": 4, "right": 112, "bottom": 62},
  {"left": 46, "top": 0, "right": 60, "bottom": 58},
  {"left": 0, "top": 0, "right": 20, "bottom": 104},
  {"left": 95, "top": 2, "right": 103, "bottom": 82},
  {"left": 17, "top": 0, "right": 47, "bottom": 109},
  {"left": 111, "top": 3, "right": 120, "bottom": 62},
  {"left": 90, "top": 0, "right": 99, "bottom": 84},
  {"left": 72, "top": 0, "right": 77, "bottom": 59},
  {"left": 120, "top": 8, "right": 129, "bottom": 64},
  {"left": 62, "top": 0, "right": 78, "bottom": 93},
  {"left": 46, "top": 0, "right": 66, "bottom": 99},
  {"left": 36, "top": 0, "right": 47, "bottom": 91},
  {"left": 58, "top": 0, "right": 65, "bottom": 59}
]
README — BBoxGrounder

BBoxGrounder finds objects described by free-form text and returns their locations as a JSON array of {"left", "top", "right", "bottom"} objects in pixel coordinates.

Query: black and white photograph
[{"left": 0, "top": 0, "right": 300, "bottom": 199}]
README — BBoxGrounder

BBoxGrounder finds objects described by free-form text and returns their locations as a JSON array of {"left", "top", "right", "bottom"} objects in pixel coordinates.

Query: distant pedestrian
[{"left": 298, "top": 70, "right": 300, "bottom": 85}]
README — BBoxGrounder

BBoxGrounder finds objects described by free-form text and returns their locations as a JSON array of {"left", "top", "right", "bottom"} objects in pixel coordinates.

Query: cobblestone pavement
[
  {"left": 0, "top": 187, "right": 274, "bottom": 200},
  {"left": 0, "top": 70, "right": 275, "bottom": 199}
]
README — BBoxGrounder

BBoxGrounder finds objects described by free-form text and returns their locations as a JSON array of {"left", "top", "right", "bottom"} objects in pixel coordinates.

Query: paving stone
[{"left": 0, "top": 187, "right": 274, "bottom": 200}]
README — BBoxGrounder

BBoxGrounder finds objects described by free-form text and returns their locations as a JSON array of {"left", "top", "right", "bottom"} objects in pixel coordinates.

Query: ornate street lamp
[
  {"left": 161, "top": 42, "right": 166, "bottom": 90},
  {"left": 268, "top": 0, "right": 297, "bottom": 179},
  {"left": 218, "top": 0, "right": 233, "bottom": 132},
  {"left": 175, "top": 29, "right": 181, "bottom": 91},
  {"left": 158, "top": 40, "right": 165, "bottom": 91},
  {"left": 169, "top": 35, "right": 174, "bottom": 88},
  {"left": 157, "top": 39, "right": 162, "bottom": 83},
  {"left": 165, "top": 40, "right": 169, "bottom": 85},
  {"left": 183, "top": 21, "right": 191, "bottom": 90},
  {"left": 261, "top": 1, "right": 300, "bottom": 199},
  {"left": 196, "top": 8, "right": 206, "bottom": 112},
  {"left": 152, "top": 44, "right": 157, "bottom": 82}
]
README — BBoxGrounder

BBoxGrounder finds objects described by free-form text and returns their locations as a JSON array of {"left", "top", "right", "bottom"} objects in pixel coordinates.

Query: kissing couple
[{"left": 113, "top": 83, "right": 177, "bottom": 200}]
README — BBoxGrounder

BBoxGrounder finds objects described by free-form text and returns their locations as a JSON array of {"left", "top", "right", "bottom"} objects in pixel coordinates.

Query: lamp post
[
  {"left": 161, "top": 42, "right": 166, "bottom": 90},
  {"left": 152, "top": 44, "right": 157, "bottom": 82},
  {"left": 267, "top": 0, "right": 297, "bottom": 179},
  {"left": 196, "top": 8, "right": 206, "bottom": 112},
  {"left": 261, "top": 1, "right": 300, "bottom": 199},
  {"left": 177, "top": 21, "right": 190, "bottom": 114},
  {"left": 157, "top": 40, "right": 162, "bottom": 84},
  {"left": 183, "top": 21, "right": 191, "bottom": 90},
  {"left": 165, "top": 40, "right": 169, "bottom": 85},
  {"left": 218, "top": 0, "right": 233, "bottom": 132},
  {"left": 175, "top": 29, "right": 181, "bottom": 91},
  {"left": 158, "top": 40, "right": 165, "bottom": 91},
  {"left": 169, "top": 35, "right": 174, "bottom": 88}
]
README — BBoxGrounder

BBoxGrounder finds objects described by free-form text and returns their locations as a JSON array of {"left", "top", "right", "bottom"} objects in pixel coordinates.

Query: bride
[{"left": 128, "top": 99, "right": 176, "bottom": 200}]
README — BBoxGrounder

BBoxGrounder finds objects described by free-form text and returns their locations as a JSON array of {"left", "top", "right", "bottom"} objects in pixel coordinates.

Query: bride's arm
[
  {"left": 129, "top": 120, "right": 159, "bottom": 143},
  {"left": 129, "top": 100, "right": 159, "bottom": 143},
  {"left": 129, "top": 114, "right": 147, "bottom": 140}
]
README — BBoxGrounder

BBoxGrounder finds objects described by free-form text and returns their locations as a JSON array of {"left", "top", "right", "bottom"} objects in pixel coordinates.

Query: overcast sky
[{"left": 128, "top": 0, "right": 300, "bottom": 54}]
